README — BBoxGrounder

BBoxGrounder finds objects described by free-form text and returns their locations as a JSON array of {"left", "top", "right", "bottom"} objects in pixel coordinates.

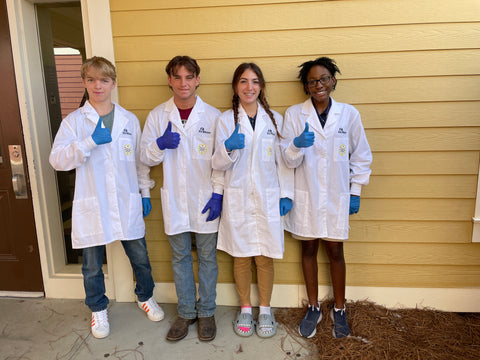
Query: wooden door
[{"left": 0, "top": 0, "right": 44, "bottom": 292}]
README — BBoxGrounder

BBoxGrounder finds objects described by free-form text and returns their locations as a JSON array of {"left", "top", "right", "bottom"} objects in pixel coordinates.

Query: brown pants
[{"left": 233, "top": 256, "right": 274, "bottom": 307}]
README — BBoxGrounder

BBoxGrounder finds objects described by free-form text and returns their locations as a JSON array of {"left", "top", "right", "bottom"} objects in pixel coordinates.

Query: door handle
[
  {"left": 9, "top": 145, "right": 28, "bottom": 199},
  {"left": 12, "top": 174, "right": 25, "bottom": 197}
]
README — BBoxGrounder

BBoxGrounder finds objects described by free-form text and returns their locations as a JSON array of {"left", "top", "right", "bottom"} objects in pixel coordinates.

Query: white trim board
[{"left": 153, "top": 284, "right": 480, "bottom": 313}]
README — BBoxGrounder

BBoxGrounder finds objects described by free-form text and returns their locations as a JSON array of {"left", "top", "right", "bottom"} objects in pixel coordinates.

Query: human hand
[
  {"left": 349, "top": 195, "right": 360, "bottom": 215},
  {"left": 201, "top": 193, "right": 223, "bottom": 221},
  {"left": 293, "top": 122, "right": 315, "bottom": 148},
  {"left": 224, "top": 123, "right": 245, "bottom": 151},
  {"left": 91, "top": 117, "right": 112, "bottom": 145},
  {"left": 156, "top": 121, "right": 180, "bottom": 150},
  {"left": 142, "top": 197, "right": 152, "bottom": 217},
  {"left": 279, "top": 197, "right": 293, "bottom": 216}
]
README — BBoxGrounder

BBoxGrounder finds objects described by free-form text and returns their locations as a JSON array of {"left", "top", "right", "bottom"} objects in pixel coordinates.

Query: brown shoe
[
  {"left": 198, "top": 315, "right": 216, "bottom": 341},
  {"left": 166, "top": 317, "right": 197, "bottom": 341}
]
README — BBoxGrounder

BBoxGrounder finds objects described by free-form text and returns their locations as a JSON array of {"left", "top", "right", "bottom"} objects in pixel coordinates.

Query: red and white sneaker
[
  {"left": 138, "top": 297, "right": 164, "bottom": 321},
  {"left": 91, "top": 309, "right": 109, "bottom": 339}
]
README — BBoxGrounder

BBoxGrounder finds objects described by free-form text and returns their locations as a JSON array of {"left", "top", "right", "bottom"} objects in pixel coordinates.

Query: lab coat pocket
[
  {"left": 334, "top": 137, "right": 348, "bottom": 162},
  {"left": 337, "top": 193, "right": 349, "bottom": 231},
  {"left": 225, "top": 188, "right": 245, "bottom": 225},
  {"left": 119, "top": 138, "right": 135, "bottom": 162},
  {"left": 266, "top": 187, "right": 281, "bottom": 221},
  {"left": 72, "top": 197, "right": 102, "bottom": 238},
  {"left": 262, "top": 139, "right": 275, "bottom": 162},
  {"left": 192, "top": 135, "right": 213, "bottom": 160},
  {"left": 127, "top": 193, "right": 144, "bottom": 230}
]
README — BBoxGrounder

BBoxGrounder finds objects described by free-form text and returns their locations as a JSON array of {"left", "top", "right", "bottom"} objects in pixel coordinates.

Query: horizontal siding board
[
  {"left": 111, "top": 0, "right": 480, "bottom": 33},
  {"left": 116, "top": 49, "right": 480, "bottom": 86},
  {"left": 282, "top": 242, "right": 480, "bottom": 266},
  {"left": 357, "top": 199, "right": 474, "bottom": 221},
  {"left": 357, "top": 101, "right": 480, "bottom": 129},
  {"left": 274, "top": 263, "right": 480, "bottom": 287},
  {"left": 344, "top": 243, "right": 480, "bottom": 266},
  {"left": 111, "top": 0, "right": 321, "bottom": 11},
  {"left": 149, "top": 257, "right": 480, "bottom": 286},
  {"left": 117, "top": 75, "right": 480, "bottom": 110},
  {"left": 364, "top": 175, "right": 477, "bottom": 198},
  {"left": 131, "top": 103, "right": 480, "bottom": 130},
  {"left": 113, "top": 23, "right": 480, "bottom": 61},
  {"left": 147, "top": 231, "right": 480, "bottom": 265},
  {"left": 371, "top": 152, "right": 479, "bottom": 175},
  {"left": 349, "top": 221, "right": 473, "bottom": 244},
  {"left": 367, "top": 128, "right": 480, "bottom": 152}
]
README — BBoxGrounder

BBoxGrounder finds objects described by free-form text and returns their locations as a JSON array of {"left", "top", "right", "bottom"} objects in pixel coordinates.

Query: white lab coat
[
  {"left": 282, "top": 98, "right": 372, "bottom": 240},
  {"left": 49, "top": 101, "right": 154, "bottom": 249},
  {"left": 140, "top": 96, "right": 222, "bottom": 236},
  {"left": 212, "top": 104, "right": 294, "bottom": 259}
]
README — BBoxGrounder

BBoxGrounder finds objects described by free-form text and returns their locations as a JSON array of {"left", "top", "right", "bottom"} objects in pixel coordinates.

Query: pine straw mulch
[{"left": 275, "top": 299, "right": 480, "bottom": 360}]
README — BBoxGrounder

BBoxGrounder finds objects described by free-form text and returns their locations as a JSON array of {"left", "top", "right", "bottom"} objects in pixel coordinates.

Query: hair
[
  {"left": 297, "top": 56, "right": 341, "bottom": 94},
  {"left": 165, "top": 55, "right": 200, "bottom": 77},
  {"left": 81, "top": 56, "right": 116, "bottom": 82},
  {"left": 231, "top": 63, "right": 281, "bottom": 137}
]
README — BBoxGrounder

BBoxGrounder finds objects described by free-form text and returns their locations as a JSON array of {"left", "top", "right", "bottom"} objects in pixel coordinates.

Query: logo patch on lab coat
[
  {"left": 198, "top": 143, "right": 208, "bottom": 155},
  {"left": 338, "top": 144, "right": 347, "bottom": 156},
  {"left": 123, "top": 144, "right": 133, "bottom": 156},
  {"left": 266, "top": 146, "right": 273, "bottom": 156}
]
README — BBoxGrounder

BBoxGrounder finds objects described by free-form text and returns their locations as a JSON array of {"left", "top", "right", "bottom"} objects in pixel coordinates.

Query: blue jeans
[
  {"left": 82, "top": 238, "right": 155, "bottom": 312},
  {"left": 168, "top": 232, "right": 218, "bottom": 319}
]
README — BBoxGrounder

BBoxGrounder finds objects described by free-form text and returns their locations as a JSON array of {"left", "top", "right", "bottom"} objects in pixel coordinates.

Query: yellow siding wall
[{"left": 110, "top": 0, "right": 480, "bottom": 288}]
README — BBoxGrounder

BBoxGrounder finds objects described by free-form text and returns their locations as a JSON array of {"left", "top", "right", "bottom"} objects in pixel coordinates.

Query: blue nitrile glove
[
  {"left": 293, "top": 122, "right": 315, "bottom": 148},
  {"left": 201, "top": 193, "right": 223, "bottom": 221},
  {"left": 142, "top": 197, "right": 152, "bottom": 217},
  {"left": 224, "top": 123, "right": 245, "bottom": 151},
  {"left": 279, "top": 197, "right": 293, "bottom": 216},
  {"left": 349, "top": 195, "right": 360, "bottom": 215},
  {"left": 156, "top": 121, "right": 180, "bottom": 150},
  {"left": 91, "top": 117, "right": 112, "bottom": 145}
]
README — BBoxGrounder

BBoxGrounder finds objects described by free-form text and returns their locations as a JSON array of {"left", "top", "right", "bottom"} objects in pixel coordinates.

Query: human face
[
  {"left": 235, "top": 69, "right": 261, "bottom": 107},
  {"left": 82, "top": 67, "right": 116, "bottom": 106},
  {"left": 168, "top": 65, "right": 200, "bottom": 103},
  {"left": 306, "top": 65, "right": 335, "bottom": 105}
]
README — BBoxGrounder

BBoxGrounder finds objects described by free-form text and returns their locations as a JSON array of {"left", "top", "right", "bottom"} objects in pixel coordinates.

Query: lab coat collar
[
  {"left": 81, "top": 100, "right": 129, "bottom": 142},
  {"left": 237, "top": 102, "right": 267, "bottom": 139},
  {"left": 164, "top": 96, "right": 205, "bottom": 135},
  {"left": 301, "top": 97, "right": 340, "bottom": 138}
]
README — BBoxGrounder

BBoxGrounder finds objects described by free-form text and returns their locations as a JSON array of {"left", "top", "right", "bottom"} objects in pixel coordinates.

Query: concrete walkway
[{"left": 0, "top": 297, "right": 314, "bottom": 360}]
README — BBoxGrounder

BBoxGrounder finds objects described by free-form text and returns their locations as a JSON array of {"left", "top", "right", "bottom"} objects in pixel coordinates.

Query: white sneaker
[
  {"left": 138, "top": 297, "right": 164, "bottom": 321},
  {"left": 91, "top": 309, "right": 110, "bottom": 339}
]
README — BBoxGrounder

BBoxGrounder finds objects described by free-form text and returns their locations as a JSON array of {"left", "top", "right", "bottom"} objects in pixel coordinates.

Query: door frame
[{"left": 5, "top": 0, "right": 135, "bottom": 301}]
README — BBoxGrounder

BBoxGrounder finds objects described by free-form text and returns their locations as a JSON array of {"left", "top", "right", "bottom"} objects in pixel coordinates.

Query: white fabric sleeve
[
  {"left": 49, "top": 115, "right": 97, "bottom": 171},
  {"left": 140, "top": 111, "right": 166, "bottom": 167}
]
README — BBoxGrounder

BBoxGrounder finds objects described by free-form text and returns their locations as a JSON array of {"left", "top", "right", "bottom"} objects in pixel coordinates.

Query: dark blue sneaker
[
  {"left": 298, "top": 303, "right": 322, "bottom": 338},
  {"left": 330, "top": 307, "right": 350, "bottom": 338}
]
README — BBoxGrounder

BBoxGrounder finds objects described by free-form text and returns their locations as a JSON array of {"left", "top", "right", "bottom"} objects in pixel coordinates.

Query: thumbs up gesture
[
  {"left": 91, "top": 117, "right": 112, "bottom": 145},
  {"left": 224, "top": 123, "right": 245, "bottom": 151},
  {"left": 293, "top": 122, "right": 315, "bottom": 148},
  {"left": 156, "top": 121, "right": 180, "bottom": 150}
]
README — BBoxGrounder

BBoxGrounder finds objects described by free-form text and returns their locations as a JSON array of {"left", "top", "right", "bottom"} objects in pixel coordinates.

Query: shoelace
[{"left": 93, "top": 311, "right": 108, "bottom": 327}]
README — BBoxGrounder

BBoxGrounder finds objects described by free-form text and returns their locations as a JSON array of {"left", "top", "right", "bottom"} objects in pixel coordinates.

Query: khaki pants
[{"left": 233, "top": 256, "right": 274, "bottom": 306}]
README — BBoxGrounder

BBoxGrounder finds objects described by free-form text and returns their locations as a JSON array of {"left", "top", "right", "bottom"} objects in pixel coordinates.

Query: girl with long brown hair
[{"left": 212, "top": 63, "right": 294, "bottom": 338}]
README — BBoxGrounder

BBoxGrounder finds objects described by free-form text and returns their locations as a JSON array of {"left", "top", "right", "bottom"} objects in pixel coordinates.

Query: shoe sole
[{"left": 298, "top": 312, "right": 323, "bottom": 338}]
